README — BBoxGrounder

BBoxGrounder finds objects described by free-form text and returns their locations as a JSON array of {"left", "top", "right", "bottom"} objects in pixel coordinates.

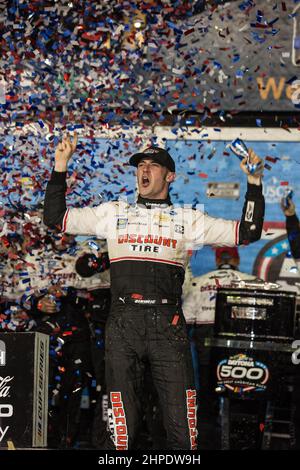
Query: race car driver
[{"left": 43, "top": 133, "right": 265, "bottom": 450}]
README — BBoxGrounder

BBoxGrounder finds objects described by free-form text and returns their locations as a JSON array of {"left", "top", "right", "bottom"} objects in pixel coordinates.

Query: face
[{"left": 137, "top": 159, "right": 175, "bottom": 199}]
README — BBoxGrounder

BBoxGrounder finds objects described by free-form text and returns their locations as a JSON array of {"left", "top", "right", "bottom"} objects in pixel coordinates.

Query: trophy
[{"left": 228, "top": 138, "right": 262, "bottom": 175}]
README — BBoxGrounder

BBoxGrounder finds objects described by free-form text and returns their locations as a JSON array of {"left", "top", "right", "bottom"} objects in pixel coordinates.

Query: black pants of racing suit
[{"left": 104, "top": 302, "right": 197, "bottom": 450}]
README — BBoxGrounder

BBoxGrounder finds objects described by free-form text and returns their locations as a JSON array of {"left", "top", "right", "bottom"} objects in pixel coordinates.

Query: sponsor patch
[
  {"left": 109, "top": 392, "right": 128, "bottom": 450},
  {"left": 117, "top": 218, "right": 128, "bottom": 229},
  {"left": 175, "top": 224, "right": 184, "bottom": 234}
]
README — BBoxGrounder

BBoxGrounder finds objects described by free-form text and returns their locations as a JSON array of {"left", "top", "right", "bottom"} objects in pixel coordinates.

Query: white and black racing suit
[{"left": 43, "top": 170, "right": 264, "bottom": 450}]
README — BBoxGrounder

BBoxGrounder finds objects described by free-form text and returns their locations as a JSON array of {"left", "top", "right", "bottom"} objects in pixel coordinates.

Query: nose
[{"left": 142, "top": 164, "right": 150, "bottom": 173}]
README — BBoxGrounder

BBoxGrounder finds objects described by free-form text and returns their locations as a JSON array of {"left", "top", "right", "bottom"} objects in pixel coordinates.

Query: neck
[{"left": 137, "top": 194, "right": 172, "bottom": 208}]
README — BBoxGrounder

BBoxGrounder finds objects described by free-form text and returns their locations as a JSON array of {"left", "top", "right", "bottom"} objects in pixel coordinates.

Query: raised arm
[
  {"left": 43, "top": 133, "right": 78, "bottom": 228},
  {"left": 238, "top": 148, "right": 265, "bottom": 245},
  {"left": 43, "top": 134, "right": 109, "bottom": 237},
  {"left": 193, "top": 148, "right": 265, "bottom": 247}
]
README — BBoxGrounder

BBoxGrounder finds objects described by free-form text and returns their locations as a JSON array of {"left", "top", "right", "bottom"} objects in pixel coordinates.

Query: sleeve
[
  {"left": 191, "top": 182, "right": 264, "bottom": 247},
  {"left": 238, "top": 183, "right": 265, "bottom": 245},
  {"left": 62, "top": 204, "right": 110, "bottom": 237},
  {"left": 44, "top": 170, "right": 110, "bottom": 238},
  {"left": 43, "top": 170, "right": 68, "bottom": 228},
  {"left": 191, "top": 210, "right": 239, "bottom": 247},
  {"left": 286, "top": 213, "right": 300, "bottom": 261}
]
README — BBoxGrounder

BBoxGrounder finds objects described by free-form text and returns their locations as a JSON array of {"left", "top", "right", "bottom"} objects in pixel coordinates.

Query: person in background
[
  {"left": 182, "top": 247, "right": 256, "bottom": 449},
  {"left": 24, "top": 238, "right": 110, "bottom": 448},
  {"left": 27, "top": 282, "right": 93, "bottom": 448},
  {"left": 75, "top": 249, "right": 111, "bottom": 448}
]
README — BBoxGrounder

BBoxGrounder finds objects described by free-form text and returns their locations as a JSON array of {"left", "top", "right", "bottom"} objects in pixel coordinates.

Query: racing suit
[{"left": 43, "top": 170, "right": 264, "bottom": 450}]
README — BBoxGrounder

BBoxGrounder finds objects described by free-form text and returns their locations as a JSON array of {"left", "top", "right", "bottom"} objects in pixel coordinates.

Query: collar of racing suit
[{"left": 137, "top": 194, "right": 172, "bottom": 208}]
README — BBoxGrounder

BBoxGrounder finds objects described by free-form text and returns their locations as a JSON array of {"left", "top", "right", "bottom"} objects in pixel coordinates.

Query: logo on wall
[
  {"left": 0, "top": 341, "right": 5, "bottom": 367},
  {"left": 253, "top": 233, "right": 299, "bottom": 285},
  {"left": 263, "top": 181, "right": 293, "bottom": 204},
  {"left": 216, "top": 353, "right": 269, "bottom": 394}
]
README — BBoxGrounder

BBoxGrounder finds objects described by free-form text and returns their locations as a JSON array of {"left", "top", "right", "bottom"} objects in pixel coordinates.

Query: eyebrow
[{"left": 138, "top": 159, "right": 159, "bottom": 165}]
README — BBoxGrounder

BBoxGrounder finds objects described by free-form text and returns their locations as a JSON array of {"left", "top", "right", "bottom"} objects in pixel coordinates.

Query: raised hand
[{"left": 54, "top": 132, "right": 78, "bottom": 172}]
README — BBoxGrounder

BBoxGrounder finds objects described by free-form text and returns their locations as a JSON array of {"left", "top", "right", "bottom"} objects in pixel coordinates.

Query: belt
[{"left": 114, "top": 293, "right": 181, "bottom": 306}]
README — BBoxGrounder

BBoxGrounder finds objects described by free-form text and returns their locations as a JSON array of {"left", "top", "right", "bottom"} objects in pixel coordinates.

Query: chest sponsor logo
[
  {"left": 154, "top": 214, "right": 170, "bottom": 224},
  {"left": 118, "top": 234, "right": 177, "bottom": 249},
  {"left": 175, "top": 224, "right": 184, "bottom": 234},
  {"left": 245, "top": 201, "right": 254, "bottom": 222}
]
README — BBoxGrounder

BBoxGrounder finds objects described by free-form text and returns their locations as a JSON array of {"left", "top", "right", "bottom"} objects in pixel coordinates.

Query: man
[
  {"left": 43, "top": 134, "right": 264, "bottom": 450},
  {"left": 281, "top": 198, "right": 300, "bottom": 271},
  {"left": 182, "top": 247, "right": 256, "bottom": 449}
]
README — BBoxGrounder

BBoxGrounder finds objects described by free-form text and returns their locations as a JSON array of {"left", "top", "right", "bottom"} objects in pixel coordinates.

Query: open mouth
[{"left": 141, "top": 175, "right": 150, "bottom": 188}]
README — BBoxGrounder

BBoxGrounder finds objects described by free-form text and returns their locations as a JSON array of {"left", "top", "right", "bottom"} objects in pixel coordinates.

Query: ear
[{"left": 165, "top": 172, "right": 176, "bottom": 183}]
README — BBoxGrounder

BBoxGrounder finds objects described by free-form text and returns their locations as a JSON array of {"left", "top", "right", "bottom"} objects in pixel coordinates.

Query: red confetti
[
  {"left": 184, "top": 28, "right": 195, "bottom": 36},
  {"left": 265, "top": 156, "right": 277, "bottom": 163}
]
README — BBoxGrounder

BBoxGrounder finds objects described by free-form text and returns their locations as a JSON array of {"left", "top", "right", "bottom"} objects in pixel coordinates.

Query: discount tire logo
[{"left": 216, "top": 353, "right": 269, "bottom": 393}]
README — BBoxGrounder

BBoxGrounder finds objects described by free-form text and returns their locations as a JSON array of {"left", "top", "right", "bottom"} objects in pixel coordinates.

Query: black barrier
[
  {"left": 210, "top": 287, "right": 298, "bottom": 449},
  {"left": 0, "top": 332, "right": 49, "bottom": 448}
]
